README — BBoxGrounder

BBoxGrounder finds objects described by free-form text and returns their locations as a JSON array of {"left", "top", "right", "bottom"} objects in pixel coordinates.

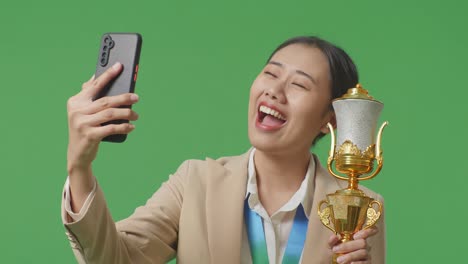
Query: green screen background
[{"left": 1, "top": 0, "right": 466, "bottom": 263}]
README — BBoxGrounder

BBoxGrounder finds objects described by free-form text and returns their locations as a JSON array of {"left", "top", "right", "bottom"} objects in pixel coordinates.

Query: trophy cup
[{"left": 317, "top": 84, "right": 388, "bottom": 263}]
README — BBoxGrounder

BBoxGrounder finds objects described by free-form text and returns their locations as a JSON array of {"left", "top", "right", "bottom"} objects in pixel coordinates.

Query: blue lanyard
[{"left": 244, "top": 198, "right": 309, "bottom": 263}]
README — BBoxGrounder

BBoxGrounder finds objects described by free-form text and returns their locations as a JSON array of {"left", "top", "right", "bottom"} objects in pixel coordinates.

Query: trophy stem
[
  {"left": 341, "top": 233, "right": 353, "bottom": 242},
  {"left": 347, "top": 174, "right": 359, "bottom": 190}
]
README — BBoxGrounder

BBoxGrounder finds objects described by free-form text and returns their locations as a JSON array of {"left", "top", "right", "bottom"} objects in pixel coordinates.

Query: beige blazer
[{"left": 62, "top": 150, "right": 385, "bottom": 263}]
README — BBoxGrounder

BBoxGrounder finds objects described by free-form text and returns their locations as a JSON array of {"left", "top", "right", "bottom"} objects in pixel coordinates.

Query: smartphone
[{"left": 94, "top": 33, "right": 143, "bottom": 142}]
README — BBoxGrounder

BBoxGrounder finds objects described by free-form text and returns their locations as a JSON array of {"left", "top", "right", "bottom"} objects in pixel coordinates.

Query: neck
[{"left": 254, "top": 149, "right": 310, "bottom": 193}]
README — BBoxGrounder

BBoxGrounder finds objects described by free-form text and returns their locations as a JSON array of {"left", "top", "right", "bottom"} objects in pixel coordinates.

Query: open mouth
[{"left": 257, "top": 105, "right": 287, "bottom": 128}]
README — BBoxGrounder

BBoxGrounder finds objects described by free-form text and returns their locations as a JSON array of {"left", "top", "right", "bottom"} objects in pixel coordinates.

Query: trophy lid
[{"left": 334, "top": 84, "right": 382, "bottom": 103}]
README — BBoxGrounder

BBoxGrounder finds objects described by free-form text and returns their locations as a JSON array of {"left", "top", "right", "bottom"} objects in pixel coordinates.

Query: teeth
[{"left": 259, "top": 105, "right": 286, "bottom": 121}]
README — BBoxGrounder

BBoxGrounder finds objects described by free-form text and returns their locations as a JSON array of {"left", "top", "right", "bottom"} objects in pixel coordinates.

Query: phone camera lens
[
  {"left": 108, "top": 41, "right": 115, "bottom": 49},
  {"left": 101, "top": 58, "right": 107, "bottom": 65},
  {"left": 103, "top": 45, "right": 108, "bottom": 51},
  {"left": 104, "top": 36, "right": 110, "bottom": 43}
]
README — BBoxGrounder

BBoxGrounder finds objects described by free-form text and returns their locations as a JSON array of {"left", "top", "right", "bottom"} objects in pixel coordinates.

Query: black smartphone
[{"left": 94, "top": 33, "right": 143, "bottom": 143}]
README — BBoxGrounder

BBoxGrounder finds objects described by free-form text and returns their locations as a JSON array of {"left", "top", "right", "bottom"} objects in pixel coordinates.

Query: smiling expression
[{"left": 248, "top": 43, "right": 334, "bottom": 155}]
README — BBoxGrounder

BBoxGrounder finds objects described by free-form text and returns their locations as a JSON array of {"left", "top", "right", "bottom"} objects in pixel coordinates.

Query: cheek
[
  {"left": 248, "top": 78, "right": 263, "bottom": 104},
  {"left": 250, "top": 77, "right": 264, "bottom": 94},
  {"left": 291, "top": 96, "right": 328, "bottom": 126},
  {"left": 248, "top": 79, "right": 261, "bottom": 116}
]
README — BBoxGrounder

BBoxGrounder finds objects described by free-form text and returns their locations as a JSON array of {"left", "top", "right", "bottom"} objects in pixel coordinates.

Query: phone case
[{"left": 94, "top": 33, "right": 142, "bottom": 142}]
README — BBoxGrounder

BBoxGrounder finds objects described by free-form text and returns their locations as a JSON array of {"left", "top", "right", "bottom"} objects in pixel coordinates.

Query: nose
[{"left": 264, "top": 82, "right": 287, "bottom": 103}]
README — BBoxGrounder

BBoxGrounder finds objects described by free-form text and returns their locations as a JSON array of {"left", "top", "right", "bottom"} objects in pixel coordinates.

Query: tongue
[{"left": 262, "top": 115, "right": 284, "bottom": 127}]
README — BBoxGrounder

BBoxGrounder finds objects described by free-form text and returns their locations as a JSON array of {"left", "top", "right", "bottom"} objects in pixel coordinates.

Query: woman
[{"left": 62, "top": 36, "right": 385, "bottom": 264}]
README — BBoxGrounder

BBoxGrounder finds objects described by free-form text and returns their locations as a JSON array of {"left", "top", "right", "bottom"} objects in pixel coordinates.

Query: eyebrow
[{"left": 268, "top": 60, "right": 317, "bottom": 84}]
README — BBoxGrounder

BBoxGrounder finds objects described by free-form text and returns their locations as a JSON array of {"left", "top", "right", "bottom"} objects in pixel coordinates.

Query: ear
[{"left": 320, "top": 111, "right": 336, "bottom": 134}]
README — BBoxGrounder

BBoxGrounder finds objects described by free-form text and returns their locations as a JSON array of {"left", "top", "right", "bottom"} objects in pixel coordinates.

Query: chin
[
  {"left": 249, "top": 129, "right": 315, "bottom": 158},
  {"left": 248, "top": 129, "right": 285, "bottom": 154}
]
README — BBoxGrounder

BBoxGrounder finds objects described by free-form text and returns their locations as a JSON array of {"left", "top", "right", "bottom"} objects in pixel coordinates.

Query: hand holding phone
[
  {"left": 67, "top": 63, "right": 140, "bottom": 212},
  {"left": 66, "top": 33, "right": 142, "bottom": 213}
]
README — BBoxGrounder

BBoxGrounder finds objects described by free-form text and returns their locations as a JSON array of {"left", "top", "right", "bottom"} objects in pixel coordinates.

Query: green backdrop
[{"left": 1, "top": 0, "right": 466, "bottom": 263}]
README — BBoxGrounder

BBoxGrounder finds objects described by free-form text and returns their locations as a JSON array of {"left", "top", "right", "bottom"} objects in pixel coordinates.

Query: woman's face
[{"left": 248, "top": 43, "right": 334, "bottom": 155}]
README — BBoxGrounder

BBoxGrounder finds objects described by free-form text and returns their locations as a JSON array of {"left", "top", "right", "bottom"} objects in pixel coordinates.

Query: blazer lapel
[
  {"left": 302, "top": 156, "right": 345, "bottom": 263},
  {"left": 204, "top": 150, "right": 251, "bottom": 263}
]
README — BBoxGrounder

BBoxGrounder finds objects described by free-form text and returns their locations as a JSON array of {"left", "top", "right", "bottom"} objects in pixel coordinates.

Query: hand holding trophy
[{"left": 317, "top": 84, "right": 388, "bottom": 264}]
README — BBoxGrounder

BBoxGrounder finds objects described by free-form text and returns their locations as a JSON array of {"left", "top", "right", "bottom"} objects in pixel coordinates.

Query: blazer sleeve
[
  {"left": 368, "top": 194, "right": 386, "bottom": 264},
  {"left": 61, "top": 160, "right": 190, "bottom": 264}
]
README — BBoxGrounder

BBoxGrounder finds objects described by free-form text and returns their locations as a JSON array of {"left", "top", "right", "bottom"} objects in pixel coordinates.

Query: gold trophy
[{"left": 317, "top": 84, "right": 388, "bottom": 263}]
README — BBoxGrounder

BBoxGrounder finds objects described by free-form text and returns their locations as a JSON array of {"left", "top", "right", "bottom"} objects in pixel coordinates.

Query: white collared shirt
[{"left": 241, "top": 149, "right": 315, "bottom": 264}]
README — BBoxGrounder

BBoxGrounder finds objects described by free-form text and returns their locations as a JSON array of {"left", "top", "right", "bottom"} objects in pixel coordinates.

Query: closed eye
[
  {"left": 265, "top": 71, "right": 277, "bottom": 78},
  {"left": 293, "top": 83, "right": 307, "bottom": 89}
]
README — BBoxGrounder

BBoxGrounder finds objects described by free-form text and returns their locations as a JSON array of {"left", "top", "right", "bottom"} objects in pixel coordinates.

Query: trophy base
[{"left": 319, "top": 189, "right": 383, "bottom": 264}]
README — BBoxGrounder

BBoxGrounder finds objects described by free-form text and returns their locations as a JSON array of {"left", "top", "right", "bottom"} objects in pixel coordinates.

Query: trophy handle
[
  {"left": 363, "top": 200, "right": 383, "bottom": 230},
  {"left": 326, "top": 123, "right": 348, "bottom": 181},
  {"left": 318, "top": 200, "right": 336, "bottom": 233},
  {"left": 327, "top": 123, "right": 336, "bottom": 160},
  {"left": 359, "top": 121, "right": 388, "bottom": 181}
]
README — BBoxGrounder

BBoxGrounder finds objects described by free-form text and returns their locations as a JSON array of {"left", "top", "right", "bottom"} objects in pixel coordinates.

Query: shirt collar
[{"left": 245, "top": 148, "right": 316, "bottom": 219}]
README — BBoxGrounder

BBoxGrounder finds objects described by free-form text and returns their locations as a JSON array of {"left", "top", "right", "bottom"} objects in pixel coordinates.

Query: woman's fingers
[
  {"left": 331, "top": 228, "right": 378, "bottom": 264},
  {"left": 83, "top": 108, "right": 139, "bottom": 126},
  {"left": 81, "top": 62, "right": 123, "bottom": 98},
  {"left": 354, "top": 227, "right": 378, "bottom": 240},
  {"left": 331, "top": 228, "right": 377, "bottom": 253},
  {"left": 333, "top": 238, "right": 369, "bottom": 254},
  {"left": 336, "top": 249, "right": 369, "bottom": 264},
  {"left": 84, "top": 93, "right": 139, "bottom": 115},
  {"left": 88, "top": 123, "right": 136, "bottom": 140},
  {"left": 328, "top": 234, "right": 341, "bottom": 249},
  {"left": 69, "top": 64, "right": 127, "bottom": 115},
  {"left": 333, "top": 238, "right": 366, "bottom": 254}
]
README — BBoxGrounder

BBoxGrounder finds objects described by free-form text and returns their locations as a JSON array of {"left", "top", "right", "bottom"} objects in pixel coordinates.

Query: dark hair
[{"left": 268, "top": 36, "right": 359, "bottom": 145}]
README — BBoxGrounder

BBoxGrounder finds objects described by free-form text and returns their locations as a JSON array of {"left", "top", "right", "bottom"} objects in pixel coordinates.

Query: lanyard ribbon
[{"left": 244, "top": 198, "right": 309, "bottom": 264}]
